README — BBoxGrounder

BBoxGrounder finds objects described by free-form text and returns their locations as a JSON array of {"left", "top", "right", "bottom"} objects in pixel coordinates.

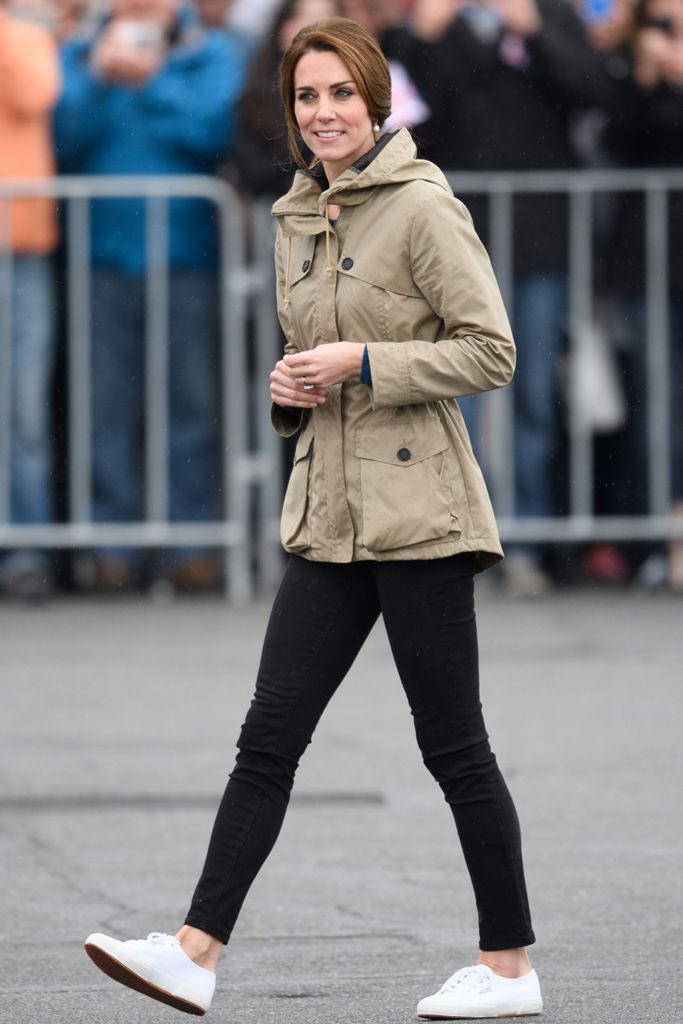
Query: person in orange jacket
[{"left": 0, "top": 0, "right": 60, "bottom": 597}]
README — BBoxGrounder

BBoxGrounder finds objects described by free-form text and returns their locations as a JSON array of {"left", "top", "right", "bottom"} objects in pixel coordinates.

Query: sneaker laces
[
  {"left": 439, "top": 966, "right": 493, "bottom": 995},
  {"left": 128, "top": 932, "right": 179, "bottom": 948}
]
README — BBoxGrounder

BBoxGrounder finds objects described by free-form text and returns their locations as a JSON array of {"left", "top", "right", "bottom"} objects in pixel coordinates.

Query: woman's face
[
  {"left": 293, "top": 49, "right": 375, "bottom": 183},
  {"left": 279, "top": 0, "right": 338, "bottom": 51}
]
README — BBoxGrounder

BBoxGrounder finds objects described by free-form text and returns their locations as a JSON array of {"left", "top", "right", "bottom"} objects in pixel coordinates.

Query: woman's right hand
[{"left": 270, "top": 358, "right": 327, "bottom": 409}]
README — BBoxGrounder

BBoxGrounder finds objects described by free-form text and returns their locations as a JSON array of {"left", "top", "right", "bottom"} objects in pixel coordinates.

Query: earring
[{"left": 372, "top": 122, "right": 380, "bottom": 137}]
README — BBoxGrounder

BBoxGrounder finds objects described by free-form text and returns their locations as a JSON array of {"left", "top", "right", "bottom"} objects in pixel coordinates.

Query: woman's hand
[
  {"left": 283, "top": 342, "right": 365, "bottom": 390},
  {"left": 90, "top": 21, "right": 164, "bottom": 86},
  {"left": 270, "top": 358, "right": 328, "bottom": 409},
  {"left": 410, "top": 0, "right": 463, "bottom": 41},
  {"left": 634, "top": 28, "right": 671, "bottom": 88},
  {"left": 484, "top": 0, "right": 541, "bottom": 38}
]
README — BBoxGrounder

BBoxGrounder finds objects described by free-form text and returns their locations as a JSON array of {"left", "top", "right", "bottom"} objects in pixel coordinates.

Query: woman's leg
[
  {"left": 183, "top": 556, "right": 381, "bottom": 949},
  {"left": 373, "top": 555, "right": 535, "bottom": 956}
]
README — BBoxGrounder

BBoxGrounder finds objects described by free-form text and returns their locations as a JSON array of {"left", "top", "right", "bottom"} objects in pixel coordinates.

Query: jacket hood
[{"left": 271, "top": 128, "right": 451, "bottom": 235}]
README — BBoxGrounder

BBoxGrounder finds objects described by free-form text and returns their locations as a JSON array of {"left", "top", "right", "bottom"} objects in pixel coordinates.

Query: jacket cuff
[
  {"left": 365, "top": 343, "right": 411, "bottom": 408},
  {"left": 271, "top": 403, "right": 303, "bottom": 437}
]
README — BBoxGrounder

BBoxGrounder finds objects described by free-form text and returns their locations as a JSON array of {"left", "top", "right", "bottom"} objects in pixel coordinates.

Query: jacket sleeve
[
  {"left": 366, "top": 192, "right": 515, "bottom": 409},
  {"left": 0, "top": 16, "right": 60, "bottom": 118},
  {"left": 271, "top": 226, "right": 304, "bottom": 437},
  {"left": 134, "top": 35, "right": 245, "bottom": 160},
  {"left": 53, "top": 42, "right": 115, "bottom": 169},
  {"left": 604, "top": 70, "right": 683, "bottom": 164},
  {"left": 526, "top": 0, "right": 612, "bottom": 110}
]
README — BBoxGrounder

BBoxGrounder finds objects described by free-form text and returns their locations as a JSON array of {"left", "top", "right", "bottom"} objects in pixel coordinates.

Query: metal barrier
[
  {"left": 0, "top": 175, "right": 256, "bottom": 600},
  {"left": 439, "top": 168, "right": 683, "bottom": 543},
  {"left": 2, "top": 170, "right": 683, "bottom": 603}
]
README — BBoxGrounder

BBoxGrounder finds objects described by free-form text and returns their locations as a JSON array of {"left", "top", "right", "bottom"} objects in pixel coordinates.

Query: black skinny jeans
[{"left": 185, "top": 554, "right": 535, "bottom": 951}]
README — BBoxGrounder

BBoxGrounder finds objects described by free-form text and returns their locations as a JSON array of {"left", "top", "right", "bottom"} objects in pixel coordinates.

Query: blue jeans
[
  {"left": 623, "top": 297, "right": 683, "bottom": 506},
  {"left": 5, "top": 256, "right": 56, "bottom": 525},
  {"left": 459, "top": 271, "right": 567, "bottom": 524},
  {"left": 90, "top": 269, "right": 220, "bottom": 564}
]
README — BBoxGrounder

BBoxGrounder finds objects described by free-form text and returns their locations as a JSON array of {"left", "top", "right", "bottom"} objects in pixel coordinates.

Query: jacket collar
[{"left": 272, "top": 128, "right": 450, "bottom": 232}]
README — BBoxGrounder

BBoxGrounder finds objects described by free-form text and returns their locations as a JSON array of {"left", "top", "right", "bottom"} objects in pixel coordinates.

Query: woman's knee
[
  {"left": 230, "top": 744, "right": 300, "bottom": 801},
  {"left": 422, "top": 738, "right": 500, "bottom": 804}
]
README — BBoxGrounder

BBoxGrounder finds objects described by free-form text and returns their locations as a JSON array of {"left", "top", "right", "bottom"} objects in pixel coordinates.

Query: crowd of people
[{"left": 1, "top": 0, "right": 682, "bottom": 598}]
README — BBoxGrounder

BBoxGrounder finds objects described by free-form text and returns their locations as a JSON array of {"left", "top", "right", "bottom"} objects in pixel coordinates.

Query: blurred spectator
[
  {"left": 567, "top": 0, "right": 637, "bottom": 585},
  {"left": 0, "top": 0, "right": 60, "bottom": 599},
  {"left": 603, "top": 0, "right": 683, "bottom": 589},
  {"left": 234, "top": 0, "right": 339, "bottom": 198},
  {"left": 54, "top": 0, "right": 246, "bottom": 590},
  {"left": 384, "top": 0, "right": 611, "bottom": 594}
]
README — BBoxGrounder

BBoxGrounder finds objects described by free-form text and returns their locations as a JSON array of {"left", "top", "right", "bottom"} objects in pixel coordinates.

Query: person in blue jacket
[{"left": 54, "top": 0, "right": 246, "bottom": 589}]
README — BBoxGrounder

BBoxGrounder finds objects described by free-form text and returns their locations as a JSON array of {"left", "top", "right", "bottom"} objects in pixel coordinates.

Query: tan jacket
[
  {"left": 0, "top": 12, "right": 60, "bottom": 253},
  {"left": 271, "top": 129, "right": 515, "bottom": 569}
]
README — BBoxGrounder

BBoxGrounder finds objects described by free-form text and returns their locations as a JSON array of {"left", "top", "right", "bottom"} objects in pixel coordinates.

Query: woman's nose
[{"left": 316, "top": 101, "right": 335, "bottom": 121}]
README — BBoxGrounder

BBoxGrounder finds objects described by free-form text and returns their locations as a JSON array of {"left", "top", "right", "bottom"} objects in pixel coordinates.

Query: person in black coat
[
  {"left": 603, "top": 0, "right": 683, "bottom": 589},
  {"left": 382, "top": 0, "right": 612, "bottom": 592}
]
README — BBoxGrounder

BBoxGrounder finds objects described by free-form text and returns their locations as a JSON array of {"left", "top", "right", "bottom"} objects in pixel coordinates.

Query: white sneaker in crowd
[
  {"left": 84, "top": 931, "right": 216, "bottom": 1016},
  {"left": 417, "top": 963, "right": 543, "bottom": 1019}
]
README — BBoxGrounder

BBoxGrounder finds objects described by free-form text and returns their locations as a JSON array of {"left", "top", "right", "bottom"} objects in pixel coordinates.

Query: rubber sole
[
  {"left": 84, "top": 942, "right": 206, "bottom": 1016},
  {"left": 418, "top": 1010, "right": 542, "bottom": 1020}
]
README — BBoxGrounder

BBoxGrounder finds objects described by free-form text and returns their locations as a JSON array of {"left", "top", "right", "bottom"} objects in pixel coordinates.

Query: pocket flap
[
  {"left": 293, "top": 425, "right": 314, "bottom": 463},
  {"left": 340, "top": 257, "right": 423, "bottom": 298},
  {"left": 355, "top": 428, "right": 448, "bottom": 466}
]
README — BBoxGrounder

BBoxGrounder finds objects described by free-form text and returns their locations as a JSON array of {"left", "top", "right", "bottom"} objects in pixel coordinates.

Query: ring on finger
[{"left": 302, "top": 379, "right": 315, "bottom": 392}]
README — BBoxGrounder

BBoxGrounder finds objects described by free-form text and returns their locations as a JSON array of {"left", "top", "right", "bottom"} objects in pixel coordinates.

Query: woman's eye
[
  {"left": 297, "top": 92, "right": 315, "bottom": 102},
  {"left": 337, "top": 89, "right": 353, "bottom": 98}
]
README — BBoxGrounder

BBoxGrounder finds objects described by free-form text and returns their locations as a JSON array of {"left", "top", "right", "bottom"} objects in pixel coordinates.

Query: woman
[{"left": 83, "top": 17, "right": 543, "bottom": 1020}]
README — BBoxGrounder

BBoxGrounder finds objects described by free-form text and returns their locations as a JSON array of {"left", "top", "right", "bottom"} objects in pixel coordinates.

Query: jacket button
[
  {"left": 302, "top": 259, "right": 310, "bottom": 272},
  {"left": 341, "top": 257, "right": 354, "bottom": 270},
  {"left": 397, "top": 447, "right": 411, "bottom": 462}
]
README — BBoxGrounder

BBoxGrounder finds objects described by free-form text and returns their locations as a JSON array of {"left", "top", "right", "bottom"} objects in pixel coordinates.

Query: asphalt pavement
[{"left": 1, "top": 584, "right": 681, "bottom": 1024}]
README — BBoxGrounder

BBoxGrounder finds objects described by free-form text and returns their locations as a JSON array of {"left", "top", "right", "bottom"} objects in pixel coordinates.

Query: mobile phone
[
  {"left": 583, "top": 0, "right": 615, "bottom": 24},
  {"left": 113, "top": 19, "right": 165, "bottom": 50}
]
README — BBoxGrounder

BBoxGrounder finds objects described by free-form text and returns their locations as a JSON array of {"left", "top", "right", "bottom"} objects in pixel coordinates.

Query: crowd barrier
[{"left": 1, "top": 171, "right": 682, "bottom": 602}]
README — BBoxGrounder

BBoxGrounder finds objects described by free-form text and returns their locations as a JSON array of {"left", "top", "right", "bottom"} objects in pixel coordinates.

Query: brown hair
[{"left": 280, "top": 17, "right": 392, "bottom": 170}]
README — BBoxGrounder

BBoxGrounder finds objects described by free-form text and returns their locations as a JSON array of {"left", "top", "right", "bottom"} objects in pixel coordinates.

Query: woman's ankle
[
  {"left": 477, "top": 947, "right": 532, "bottom": 979},
  {"left": 175, "top": 925, "right": 223, "bottom": 972}
]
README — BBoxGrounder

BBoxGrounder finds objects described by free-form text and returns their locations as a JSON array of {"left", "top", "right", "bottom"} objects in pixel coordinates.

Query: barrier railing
[
  {"left": 1, "top": 171, "right": 682, "bottom": 603},
  {"left": 437, "top": 168, "right": 683, "bottom": 543},
  {"left": 0, "top": 175, "right": 256, "bottom": 600}
]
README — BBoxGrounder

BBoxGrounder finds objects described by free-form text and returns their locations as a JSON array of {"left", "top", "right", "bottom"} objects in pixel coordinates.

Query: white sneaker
[
  {"left": 417, "top": 964, "right": 543, "bottom": 1019},
  {"left": 84, "top": 931, "right": 216, "bottom": 1016}
]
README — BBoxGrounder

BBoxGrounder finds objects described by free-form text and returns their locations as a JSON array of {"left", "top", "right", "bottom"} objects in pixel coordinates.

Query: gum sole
[
  {"left": 84, "top": 942, "right": 206, "bottom": 1016},
  {"left": 418, "top": 1014, "right": 542, "bottom": 1020}
]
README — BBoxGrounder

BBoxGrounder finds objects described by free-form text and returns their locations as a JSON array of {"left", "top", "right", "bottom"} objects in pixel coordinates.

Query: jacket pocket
[
  {"left": 356, "top": 424, "right": 460, "bottom": 552},
  {"left": 280, "top": 429, "right": 314, "bottom": 552}
]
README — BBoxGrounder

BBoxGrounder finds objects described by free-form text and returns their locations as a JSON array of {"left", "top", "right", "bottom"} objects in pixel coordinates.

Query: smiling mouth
[{"left": 314, "top": 130, "right": 344, "bottom": 139}]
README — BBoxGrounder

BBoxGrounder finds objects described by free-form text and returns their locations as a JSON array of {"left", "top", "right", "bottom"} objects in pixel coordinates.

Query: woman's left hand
[{"left": 283, "top": 342, "right": 365, "bottom": 390}]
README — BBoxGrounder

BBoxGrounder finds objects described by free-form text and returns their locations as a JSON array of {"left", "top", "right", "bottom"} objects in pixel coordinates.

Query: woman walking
[{"left": 84, "top": 17, "right": 542, "bottom": 1020}]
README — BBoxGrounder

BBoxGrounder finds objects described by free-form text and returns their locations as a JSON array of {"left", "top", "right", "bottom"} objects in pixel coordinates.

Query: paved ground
[{"left": 1, "top": 585, "right": 681, "bottom": 1024}]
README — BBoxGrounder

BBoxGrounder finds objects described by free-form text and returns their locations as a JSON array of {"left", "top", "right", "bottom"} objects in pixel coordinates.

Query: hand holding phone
[{"left": 91, "top": 18, "right": 165, "bottom": 86}]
